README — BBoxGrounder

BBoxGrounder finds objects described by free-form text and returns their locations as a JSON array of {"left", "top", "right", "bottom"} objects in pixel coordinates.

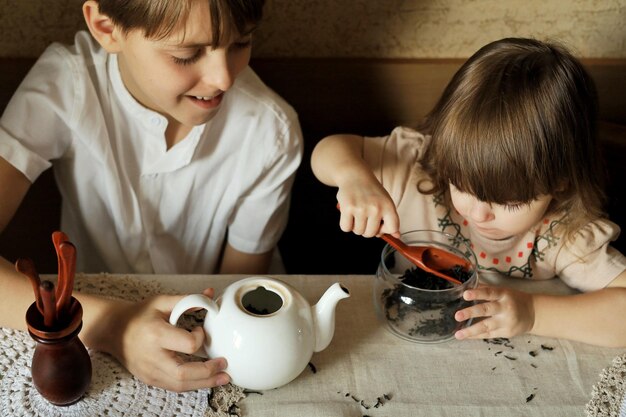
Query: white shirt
[{"left": 0, "top": 31, "right": 303, "bottom": 274}]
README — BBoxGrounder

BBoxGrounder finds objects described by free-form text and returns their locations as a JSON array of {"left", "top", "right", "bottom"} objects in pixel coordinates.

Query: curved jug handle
[{"left": 169, "top": 294, "right": 219, "bottom": 357}]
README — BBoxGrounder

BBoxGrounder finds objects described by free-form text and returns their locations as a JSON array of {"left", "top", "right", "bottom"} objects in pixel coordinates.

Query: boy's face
[
  {"left": 449, "top": 184, "right": 553, "bottom": 240},
  {"left": 113, "top": 1, "right": 253, "bottom": 128}
]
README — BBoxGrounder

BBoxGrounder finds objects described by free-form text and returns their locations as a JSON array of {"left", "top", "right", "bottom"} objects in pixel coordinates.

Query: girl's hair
[
  {"left": 95, "top": 0, "right": 265, "bottom": 46},
  {"left": 419, "top": 37, "right": 606, "bottom": 237}
]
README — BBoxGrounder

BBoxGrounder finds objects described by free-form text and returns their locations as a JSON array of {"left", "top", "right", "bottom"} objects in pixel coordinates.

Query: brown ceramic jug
[{"left": 25, "top": 297, "right": 92, "bottom": 406}]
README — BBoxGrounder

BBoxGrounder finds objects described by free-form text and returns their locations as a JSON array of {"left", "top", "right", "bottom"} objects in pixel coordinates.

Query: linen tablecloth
[{"left": 1, "top": 273, "right": 624, "bottom": 417}]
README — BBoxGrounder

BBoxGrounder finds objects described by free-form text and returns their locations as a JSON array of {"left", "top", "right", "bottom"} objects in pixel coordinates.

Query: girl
[
  {"left": 0, "top": 0, "right": 302, "bottom": 391},
  {"left": 311, "top": 38, "right": 626, "bottom": 347}
]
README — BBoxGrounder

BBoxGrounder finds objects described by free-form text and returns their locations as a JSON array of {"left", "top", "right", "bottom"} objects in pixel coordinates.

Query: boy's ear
[{"left": 82, "top": 0, "right": 123, "bottom": 53}]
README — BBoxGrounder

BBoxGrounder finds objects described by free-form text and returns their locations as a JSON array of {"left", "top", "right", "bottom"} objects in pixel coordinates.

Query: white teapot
[{"left": 169, "top": 276, "right": 350, "bottom": 390}]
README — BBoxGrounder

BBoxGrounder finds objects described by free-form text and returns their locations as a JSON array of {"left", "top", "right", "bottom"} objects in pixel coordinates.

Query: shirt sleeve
[
  {"left": 0, "top": 44, "right": 76, "bottom": 182},
  {"left": 363, "top": 126, "right": 428, "bottom": 204},
  {"left": 227, "top": 112, "right": 304, "bottom": 254},
  {"left": 554, "top": 219, "right": 626, "bottom": 291}
]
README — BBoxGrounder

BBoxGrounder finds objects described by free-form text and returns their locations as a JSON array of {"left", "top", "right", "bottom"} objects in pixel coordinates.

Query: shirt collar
[
  {"left": 108, "top": 53, "right": 168, "bottom": 133},
  {"left": 108, "top": 53, "right": 206, "bottom": 173}
]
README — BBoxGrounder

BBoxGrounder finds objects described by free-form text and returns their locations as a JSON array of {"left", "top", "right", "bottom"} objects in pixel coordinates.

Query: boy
[{"left": 0, "top": 0, "right": 303, "bottom": 391}]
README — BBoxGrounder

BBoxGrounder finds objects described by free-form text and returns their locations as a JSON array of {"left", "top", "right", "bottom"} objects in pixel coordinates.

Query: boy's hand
[
  {"left": 102, "top": 292, "right": 230, "bottom": 392},
  {"left": 453, "top": 286, "right": 535, "bottom": 340}
]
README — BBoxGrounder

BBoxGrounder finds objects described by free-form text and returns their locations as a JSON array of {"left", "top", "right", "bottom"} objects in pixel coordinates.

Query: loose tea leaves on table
[
  {"left": 242, "top": 389, "right": 263, "bottom": 396},
  {"left": 484, "top": 337, "right": 515, "bottom": 349},
  {"left": 337, "top": 391, "right": 393, "bottom": 411},
  {"left": 483, "top": 338, "right": 555, "bottom": 404},
  {"left": 380, "top": 265, "right": 473, "bottom": 339}
]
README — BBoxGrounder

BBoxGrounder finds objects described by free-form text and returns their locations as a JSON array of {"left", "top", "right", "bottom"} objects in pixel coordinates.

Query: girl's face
[
  {"left": 114, "top": 1, "right": 253, "bottom": 129},
  {"left": 449, "top": 184, "right": 553, "bottom": 240}
]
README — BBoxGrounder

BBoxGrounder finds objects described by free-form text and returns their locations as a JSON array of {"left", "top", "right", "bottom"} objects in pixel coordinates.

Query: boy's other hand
[{"left": 102, "top": 294, "right": 230, "bottom": 392}]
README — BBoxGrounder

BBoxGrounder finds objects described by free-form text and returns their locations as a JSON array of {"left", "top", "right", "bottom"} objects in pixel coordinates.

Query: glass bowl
[{"left": 373, "top": 230, "right": 478, "bottom": 343}]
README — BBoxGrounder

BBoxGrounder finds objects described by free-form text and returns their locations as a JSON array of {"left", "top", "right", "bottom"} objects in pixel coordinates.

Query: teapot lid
[{"left": 233, "top": 277, "right": 293, "bottom": 317}]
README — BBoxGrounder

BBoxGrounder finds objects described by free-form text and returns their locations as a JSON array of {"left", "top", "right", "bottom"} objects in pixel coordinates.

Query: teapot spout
[{"left": 312, "top": 283, "right": 350, "bottom": 352}]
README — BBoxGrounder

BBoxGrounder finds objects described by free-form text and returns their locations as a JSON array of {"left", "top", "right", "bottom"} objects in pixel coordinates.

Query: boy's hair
[
  {"left": 95, "top": 0, "right": 265, "bottom": 45},
  {"left": 419, "top": 37, "right": 606, "bottom": 236}
]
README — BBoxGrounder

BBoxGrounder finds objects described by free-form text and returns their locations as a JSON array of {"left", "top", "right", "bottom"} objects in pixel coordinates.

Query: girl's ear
[{"left": 82, "top": 0, "right": 123, "bottom": 53}]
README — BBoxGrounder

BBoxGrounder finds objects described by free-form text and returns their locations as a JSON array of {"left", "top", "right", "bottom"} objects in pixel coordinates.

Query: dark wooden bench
[
  {"left": 255, "top": 58, "right": 626, "bottom": 274},
  {"left": 1, "top": 58, "right": 625, "bottom": 274}
]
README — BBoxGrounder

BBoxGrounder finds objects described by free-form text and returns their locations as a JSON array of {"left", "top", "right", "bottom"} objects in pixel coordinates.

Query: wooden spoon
[
  {"left": 55, "top": 241, "right": 76, "bottom": 320},
  {"left": 15, "top": 258, "right": 44, "bottom": 314},
  {"left": 381, "top": 234, "right": 469, "bottom": 285},
  {"left": 52, "top": 230, "right": 70, "bottom": 300},
  {"left": 40, "top": 280, "right": 57, "bottom": 328},
  {"left": 335, "top": 204, "right": 469, "bottom": 285}
]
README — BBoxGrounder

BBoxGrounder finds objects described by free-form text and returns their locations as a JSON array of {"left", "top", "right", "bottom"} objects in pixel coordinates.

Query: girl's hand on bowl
[{"left": 453, "top": 286, "right": 535, "bottom": 340}]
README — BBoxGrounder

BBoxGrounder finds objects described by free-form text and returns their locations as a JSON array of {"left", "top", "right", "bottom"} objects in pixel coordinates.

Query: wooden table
[
  {"left": 1, "top": 273, "right": 622, "bottom": 417},
  {"left": 154, "top": 273, "right": 621, "bottom": 417}
]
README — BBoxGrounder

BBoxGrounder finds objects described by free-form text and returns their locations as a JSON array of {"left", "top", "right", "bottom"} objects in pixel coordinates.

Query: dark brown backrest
[
  {"left": 250, "top": 59, "right": 626, "bottom": 274},
  {"left": 1, "top": 58, "right": 625, "bottom": 274}
]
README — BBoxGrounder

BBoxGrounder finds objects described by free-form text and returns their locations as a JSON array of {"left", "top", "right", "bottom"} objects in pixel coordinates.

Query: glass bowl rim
[{"left": 379, "top": 229, "right": 478, "bottom": 293}]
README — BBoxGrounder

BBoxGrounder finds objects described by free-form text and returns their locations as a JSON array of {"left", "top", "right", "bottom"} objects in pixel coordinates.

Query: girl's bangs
[{"left": 432, "top": 106, "right": 553, "bottom": 205}]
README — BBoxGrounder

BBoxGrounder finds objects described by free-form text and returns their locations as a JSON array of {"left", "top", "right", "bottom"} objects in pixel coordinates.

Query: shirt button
[{"left": 150, "top": 116, "right": 161, "bottom": 126}]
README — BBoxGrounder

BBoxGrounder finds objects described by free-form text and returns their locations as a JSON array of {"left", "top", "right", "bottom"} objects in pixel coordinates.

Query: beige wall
[{"left": 0, "top": 0, "right": 624, "bottom": 58}]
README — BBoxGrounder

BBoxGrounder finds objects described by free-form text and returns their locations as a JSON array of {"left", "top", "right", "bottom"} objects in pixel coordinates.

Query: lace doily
[
  {"left": 0, "top": 273, "right": 245, "bottom": 417},
  {"left": 586, "top": 353, "right": 626, "bottom": 417}
]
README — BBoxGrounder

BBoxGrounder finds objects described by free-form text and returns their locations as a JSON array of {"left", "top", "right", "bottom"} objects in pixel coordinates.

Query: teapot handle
[{"left": 169, "top": 294, "right": 219, "bottom": 357}]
